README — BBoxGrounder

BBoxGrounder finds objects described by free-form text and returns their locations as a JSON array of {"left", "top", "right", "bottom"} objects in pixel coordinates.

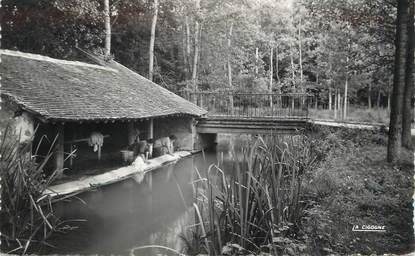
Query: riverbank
[
  {"left": 176, "top": 127, "right": 414, "bottom": 256},
  {"left": 309, "top": 107, "right": 390, "bottom": 124},
  {"left": 303, "top": 127, "right": 414, "bottom": 255},
  {"left": 43, "top": 151, "right": 192, "bottom": 200}
]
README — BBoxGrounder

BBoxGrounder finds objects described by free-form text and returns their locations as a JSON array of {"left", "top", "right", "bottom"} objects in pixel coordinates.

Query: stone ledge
[
  {"left": 43, "top": 151, "right": 192, "bottom": 200},
  {"left": 309, "top": 119, "right": 387, "bottom": 130}
]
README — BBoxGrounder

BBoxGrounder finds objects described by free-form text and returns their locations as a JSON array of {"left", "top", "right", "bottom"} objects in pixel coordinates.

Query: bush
[{"left": 302, "top": 126, "right": 414, "bottom": 255}]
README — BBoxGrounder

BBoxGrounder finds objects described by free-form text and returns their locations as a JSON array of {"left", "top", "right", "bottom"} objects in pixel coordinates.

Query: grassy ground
[
  {"left": 302, "top": 127, "right": 414, "bottom": 255},
  {"left": 309, "top": 107, "right": 390, "bottom": 124}
]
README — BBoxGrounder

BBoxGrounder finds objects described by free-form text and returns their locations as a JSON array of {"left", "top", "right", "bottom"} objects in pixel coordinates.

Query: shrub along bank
[{"left": 303, "top": 126, "right": 414, "bottom": 255}]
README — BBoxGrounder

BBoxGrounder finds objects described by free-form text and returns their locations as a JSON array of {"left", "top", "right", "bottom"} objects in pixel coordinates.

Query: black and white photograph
[{"left": 0, "top": 0, "right": 414, "bottom": 255}]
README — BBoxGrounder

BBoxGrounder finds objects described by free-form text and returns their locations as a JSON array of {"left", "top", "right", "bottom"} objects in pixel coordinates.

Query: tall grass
[
  {"left": 183, "top": 134, "right": 317, "bottom": 255},
  {"left": 309, "top": 107, "right": 389, "bottom": 124},
  {"left": 0, "top": 124, "right": 63, "bottom": 254}
]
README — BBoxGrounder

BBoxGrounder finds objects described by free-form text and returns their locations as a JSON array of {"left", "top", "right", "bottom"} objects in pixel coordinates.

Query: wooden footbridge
[{"left": 182, "top": 91, "right": 312, "bottom": 134}]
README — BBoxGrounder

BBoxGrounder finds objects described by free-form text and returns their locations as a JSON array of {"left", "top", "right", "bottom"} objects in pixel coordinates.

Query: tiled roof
[{"left": 0, "top": 49, "right": 206, "bottom": 122}]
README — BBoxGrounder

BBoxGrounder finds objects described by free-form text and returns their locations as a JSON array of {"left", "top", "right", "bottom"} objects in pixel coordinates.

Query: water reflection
[{"left": 38, "top": 134, "right": 252, "bottom": 255}]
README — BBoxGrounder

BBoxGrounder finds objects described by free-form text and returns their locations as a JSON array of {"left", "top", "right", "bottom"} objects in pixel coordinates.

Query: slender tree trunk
[
  {"left": 388, "top": 0, "right": 409, "bottom": 162},
  {"left": 344, "top": 77, "right": 348, "bottom": 119},
  {"left": 227, "top": 22, "right": 234, "bottom": 112},
  {"left": 199, "top": 23, "right": 203, "bottom": 76},
  {"left": 388, "top": 76, "right": 392, "bottom": 111},
  {"left": 191, "top": 0, "right": 200, "bottom": 92},
  {"left": 181, "top": 24, "right": 188, "bottom": 81},
  {"left": 275, "top": 44, "right": 280, "bottom": 84},
  {"left": 255, "top": 47, "right": 259, "bottom": 76},
  {"left": 290, "top": 42, "right": 295, "bottom": 87},
  {"left": 275, "top": 45, "right": 281, "bottom": 107},
  {"left": 377, "top": 90, "right": 382, "bottom": 108},
  {"left": 344, "top": 54, "right": 349, "bottom": 119},
  {"left": 227, "top": 23, "right": 233, "bottom": 88},
  {"left": 368, "top": 84, "right": 372, "bottom": 109},
  {"left": 388, "top": 91, "right": 391, "bottom": 111},
  {"left": 328, "top": 60, "right": 333, "bottom": 111},
  {"left": 185, "top": 16, "right": 192, "bottom": 78},
  {"left": 315, "top": 73, "right": 318, "bottom": 108},
  {"left": 298, "top": 17, "right": 303, "bottom": 88},
  {"left": 269, "top": 46, "right": 273, "bottom": 108},
  {"left": 104, "top": 0, "right": 111, "bottom": 57},
  {"left": 402, "top": 0, "right": 414, "bottom": 148},
  {"left": 148, "top": 0, "right": 158, "bottom": 81},
  {"left": 338, "top": 92, "right": 342, "bottom": 120},
  {"left": 329, "top": 87, "right": 332, "bottom": 111},
  {"left": 334, "top": 90, "right": 337, "bottom": 119}
]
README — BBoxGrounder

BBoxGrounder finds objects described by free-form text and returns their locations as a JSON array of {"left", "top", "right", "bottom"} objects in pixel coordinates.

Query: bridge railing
[{"left": 180, "top": 91, "right": 313, "bottom": 118}]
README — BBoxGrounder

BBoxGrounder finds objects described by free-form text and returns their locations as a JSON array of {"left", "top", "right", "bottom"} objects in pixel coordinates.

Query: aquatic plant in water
[{"left": 183, "top": 134, "right": 317, "bottom": 255}]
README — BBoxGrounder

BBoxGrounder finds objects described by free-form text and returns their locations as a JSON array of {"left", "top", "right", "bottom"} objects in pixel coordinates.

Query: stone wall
[{"left": 0, "top": 101, "right": 35, "bottom": 144}]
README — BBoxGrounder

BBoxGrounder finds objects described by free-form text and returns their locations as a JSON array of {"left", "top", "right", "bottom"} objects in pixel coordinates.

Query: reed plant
[
  {"left": 183, "top": 133, "right": 317, "bottom": 255},
  {"left": 0, "top": 124, "right": 63, "bottom": 254}
]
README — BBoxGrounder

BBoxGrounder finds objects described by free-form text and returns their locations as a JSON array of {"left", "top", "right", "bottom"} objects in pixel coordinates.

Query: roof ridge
[{"left": 0, "top": 49, "right": 118, "bottom": 73}]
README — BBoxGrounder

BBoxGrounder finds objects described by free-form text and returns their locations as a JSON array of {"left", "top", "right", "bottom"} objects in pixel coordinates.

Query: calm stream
[{"left": 39, "top": 135, "right": 250, "bottom": 255}]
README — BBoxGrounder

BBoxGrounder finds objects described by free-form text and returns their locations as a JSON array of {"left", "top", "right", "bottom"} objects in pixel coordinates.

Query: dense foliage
[{"left": 2, "top": 0, "right": 402, "bottom": 106}]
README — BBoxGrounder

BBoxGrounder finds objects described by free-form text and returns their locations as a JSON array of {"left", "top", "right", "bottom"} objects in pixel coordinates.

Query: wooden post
[
  {"left": 55, "top": 124, "right": 65, "bottom": 176},
  {"left": 69, "top": 143, "right": 74, "bottom": 167},
  {"left": 98, "top": 146, "right": 102, "bottom": 161},
  {"left": 128, "top": 122, "right": 135, "bottom": 145},
  {"left": 148, "top": 118, "right": 154, "bottom": 139}
]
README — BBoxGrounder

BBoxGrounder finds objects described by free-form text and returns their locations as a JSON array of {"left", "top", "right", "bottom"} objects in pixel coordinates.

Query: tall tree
[
  {"left": 191, "top": 0, "right": 201, "bottom": 91},
  {"left": 401, "top": 0, "right": 414, "bottom": 149},
  {"left": 269, "top": 46, "right": 274, "bottom": 93},
  {"left": 104, "top": 0, "right": 111, "bottom": 56},
  {"left": 387, "top": 0, "right": 409, "bottom": 162},
  {"left": 149, "top": 0, "right": 159, "bottom": 81},
  {"left": 227, "top": 22, "right": 233, "bottom": 90},
  {"left": 298, "top": 16, "right": 303, "bottom": 85},
  {"left": 185, "top": 15, "right": 192, "bottom": 79},
  {"left": 227, "top": 22, "right": 234, "bottom": 112}
]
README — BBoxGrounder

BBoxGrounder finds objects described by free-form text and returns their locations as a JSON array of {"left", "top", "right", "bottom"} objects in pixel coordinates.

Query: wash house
[{"left": 0, "top": 50, "right": 206, "bottom": 177}]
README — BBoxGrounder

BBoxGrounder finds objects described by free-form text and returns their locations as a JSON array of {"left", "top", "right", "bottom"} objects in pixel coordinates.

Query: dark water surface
[{"left": 38, "top": 134, "right": 251, "bottom": 255}]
